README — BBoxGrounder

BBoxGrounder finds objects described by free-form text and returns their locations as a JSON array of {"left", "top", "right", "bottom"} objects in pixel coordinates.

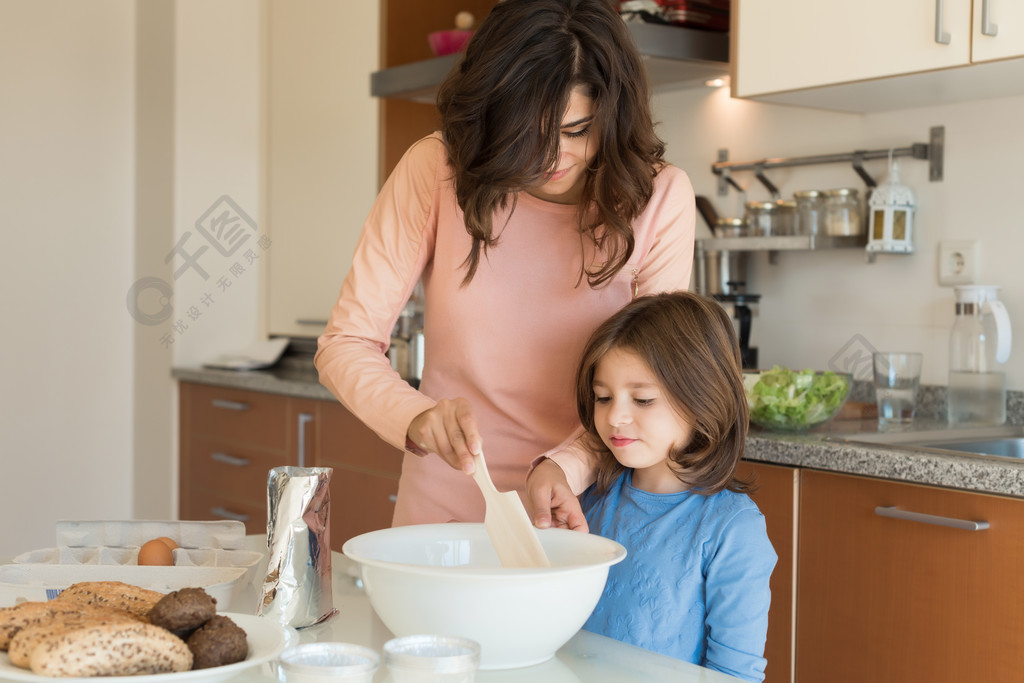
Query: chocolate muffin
[
  {"left": 148, "top": 588, "right": 217, "bottom": 638},
  {"left": 186, "top": 615, "right": 248, "bottom": 669}
]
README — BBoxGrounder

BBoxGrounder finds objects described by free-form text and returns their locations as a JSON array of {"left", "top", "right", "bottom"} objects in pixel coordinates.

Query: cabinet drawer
[
  {"left": 797, "top": 470, "right": 1024, "bottom": 682},
  {"left": 185, "top": 437, "right": 290, "bottom": 505},
  {"left": 180, "top": 488, "right": 266, "bottom": 537},
  {"left": 182, "top": 382, "right": 288, "bottom": 451},
  {"left": 328, "top": 467, "right": 399, "bottom": 549},
  {"left": 318, "top": 402, "right": 403, "bottom": 475}
]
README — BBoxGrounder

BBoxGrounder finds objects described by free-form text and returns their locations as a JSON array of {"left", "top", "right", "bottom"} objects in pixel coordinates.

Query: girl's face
[
  {"left": 528, "top": 85, "right": 598, "bottom": 205},
  {"left": 591, "top": 347, "right": 693, "bottom": 494}
]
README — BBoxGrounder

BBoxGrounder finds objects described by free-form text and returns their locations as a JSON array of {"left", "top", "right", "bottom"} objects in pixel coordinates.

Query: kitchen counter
[
  {"left": 173, "top": 364, "right": 1024, "bottom": 500},
  {"left": 241, "top": 537, "right": 743, "bottom": 683}
]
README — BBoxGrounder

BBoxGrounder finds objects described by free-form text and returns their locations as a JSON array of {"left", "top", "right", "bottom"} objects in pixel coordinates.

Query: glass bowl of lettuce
[{"left": 743, "top": 366, "right": 852, "bottom": 432}]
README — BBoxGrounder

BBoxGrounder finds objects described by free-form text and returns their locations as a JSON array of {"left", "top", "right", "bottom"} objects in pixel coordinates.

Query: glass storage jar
[
  {"left": 774, "top": 199, "right": 796, "bottom": 236},
  {"left": 793, "top": 190, "right": 824, "bottom": 236},
  {"left": 744, "top": 200, "right": 778, "bottom": 236},
  {"left": 823, "top": 188, "right": 864, "bottom": 236}
]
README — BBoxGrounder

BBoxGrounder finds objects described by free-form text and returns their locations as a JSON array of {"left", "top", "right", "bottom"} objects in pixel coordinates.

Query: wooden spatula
[{"left": 471, "top": 452, "right": 551, "bottom": 568}]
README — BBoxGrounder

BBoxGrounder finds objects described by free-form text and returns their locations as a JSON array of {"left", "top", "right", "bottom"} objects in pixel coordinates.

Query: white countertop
[{"left": 240, "top": 537, "right": 742, "bottom": 683}]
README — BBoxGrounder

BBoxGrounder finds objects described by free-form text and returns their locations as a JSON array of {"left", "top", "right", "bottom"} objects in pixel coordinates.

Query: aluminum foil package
[{"left": 258, "top": 466, "right": 336, "bottom": 628}]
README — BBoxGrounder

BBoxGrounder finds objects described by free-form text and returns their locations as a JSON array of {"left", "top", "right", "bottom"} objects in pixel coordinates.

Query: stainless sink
[{"left": 834, "top": 425, "right": 1024, "bottom": 461}]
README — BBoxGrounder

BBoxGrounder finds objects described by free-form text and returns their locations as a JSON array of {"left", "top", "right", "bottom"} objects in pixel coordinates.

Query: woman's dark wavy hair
[
  {"left": 575, "top": 292, "right": 755, "bottom": 495},
  {"left": 436, "top": 0, "right": 665, "bottom": 287}
]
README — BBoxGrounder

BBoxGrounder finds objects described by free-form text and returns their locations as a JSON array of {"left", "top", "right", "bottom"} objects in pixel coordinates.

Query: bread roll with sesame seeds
[{"left": 28, "top": 621, "right": 192, "bottom": 677}]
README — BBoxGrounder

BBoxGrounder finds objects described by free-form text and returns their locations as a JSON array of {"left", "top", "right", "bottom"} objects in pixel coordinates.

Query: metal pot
[{"left": 696, "top": 218, "right": 749, "bottom": 296}]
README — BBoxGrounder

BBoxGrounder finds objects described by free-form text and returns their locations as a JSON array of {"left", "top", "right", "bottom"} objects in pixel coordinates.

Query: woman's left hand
[{"left": 526, "top": 458, "right": 589, "bottom": 533}]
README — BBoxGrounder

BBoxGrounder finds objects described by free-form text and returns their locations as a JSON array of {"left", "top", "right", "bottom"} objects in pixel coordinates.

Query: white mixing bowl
[{"left": 341, "top": 523, "right": 626, "bottom": 670}]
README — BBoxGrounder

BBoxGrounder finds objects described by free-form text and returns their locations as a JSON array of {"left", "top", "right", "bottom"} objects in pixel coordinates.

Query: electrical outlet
[{"left": 938, "top": 240, "right": 979, "bottom": 286}]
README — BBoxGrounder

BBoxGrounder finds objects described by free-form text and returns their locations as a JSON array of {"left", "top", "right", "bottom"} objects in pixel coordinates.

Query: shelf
[
  {"left": 698, "top": 233, "right": 868, "bottom": 264},
  {"left": 370, "top": 22, "right": 729, "bottom": 102},
  {"left": 698, "top": 234, "right": 868, "bottom": 252}
]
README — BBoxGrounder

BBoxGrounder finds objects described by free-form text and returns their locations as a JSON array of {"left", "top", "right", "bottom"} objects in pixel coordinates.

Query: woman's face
[
  {"left": 591, "top": 347, "right": 693, "bottom": 494},
  {"left": 528, "top": 85, "right": 599, "bottom": 205}
]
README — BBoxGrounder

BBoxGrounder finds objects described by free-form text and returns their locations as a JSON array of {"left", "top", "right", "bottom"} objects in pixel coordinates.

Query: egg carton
[
  {"left": 2, "top": 520, "right": 266, "bottom": 613},
  {"left": 0, "top": 564, "right": 252, "bottom": 612},
  {"left": 51, "top": 519, "right": 248, "bottom": 550},
  {"left": 13, "top": 546, "right": 264, "bottom": 594}
]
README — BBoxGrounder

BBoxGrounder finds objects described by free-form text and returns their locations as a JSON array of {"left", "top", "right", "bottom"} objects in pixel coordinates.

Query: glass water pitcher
[{"left": 948, "top": 285, "right": 1012, "bottom": 425}]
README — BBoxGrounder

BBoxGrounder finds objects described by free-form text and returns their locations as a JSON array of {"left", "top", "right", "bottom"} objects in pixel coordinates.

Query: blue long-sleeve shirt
[{"left": 580, "top": 471, "right": 777, "bottom": 682}]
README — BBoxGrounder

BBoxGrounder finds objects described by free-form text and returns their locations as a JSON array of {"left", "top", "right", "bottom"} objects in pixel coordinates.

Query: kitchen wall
[
  {"left": 653, "top": 84, "right": 1023, "bottom": 390},
  {"left": 1, "top": 1, "right": 136, "bottom": 556},
  {"left": 0, "top": 0, "right": 265, "bottom": 559}
]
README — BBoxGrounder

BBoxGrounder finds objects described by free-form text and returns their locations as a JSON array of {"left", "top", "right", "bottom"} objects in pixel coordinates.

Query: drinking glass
[{"left": 873, "top": 352, "right": 923, "bottom": 428}]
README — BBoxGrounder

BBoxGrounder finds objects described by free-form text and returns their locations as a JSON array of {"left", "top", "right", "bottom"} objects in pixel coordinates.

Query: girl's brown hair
[
  {"left": 575, "top": 292, "right": 754, "bottom": 495},
  {"left": 437, "top": 0, "right": 665, "bottom": 286}
]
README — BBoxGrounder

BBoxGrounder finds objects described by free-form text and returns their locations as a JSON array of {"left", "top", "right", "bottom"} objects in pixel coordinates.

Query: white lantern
[{"left": 866, "top": 157, "right": 916, "bottom": 254}]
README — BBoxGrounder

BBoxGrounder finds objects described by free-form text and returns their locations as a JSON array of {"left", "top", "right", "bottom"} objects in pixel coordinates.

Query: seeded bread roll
[
  {"left": 186, "top": 615, "right": 248, "bottom": 669},
  {"left": 0, "top": 602, "right": 140, "bottom": 651},
  {"left": 149, "top": 587, "right": 218, "bottom": 638},
  {"left": 52, "top": 581, "right": 164, "bottom": 619},
  {"left": 8, "top": 609, "right": 138, "bottom": 668},
  {"left": 28, "top": 621, "right": 193, "bottom": 677}
]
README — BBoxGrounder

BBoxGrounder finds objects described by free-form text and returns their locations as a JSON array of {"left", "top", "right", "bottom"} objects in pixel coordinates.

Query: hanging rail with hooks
[{"left": 712, "top": 125, "right": 944, "bottom": 198}]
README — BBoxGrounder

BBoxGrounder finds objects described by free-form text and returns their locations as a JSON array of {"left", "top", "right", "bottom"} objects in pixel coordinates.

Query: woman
[{"left": 314, "top": 0, "right": 695, "bottom": 526}]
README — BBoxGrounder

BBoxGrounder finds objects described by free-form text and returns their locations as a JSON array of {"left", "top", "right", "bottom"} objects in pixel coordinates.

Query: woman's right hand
[{"left": 407, "top": 398, "right": 482, "bottom": 475}]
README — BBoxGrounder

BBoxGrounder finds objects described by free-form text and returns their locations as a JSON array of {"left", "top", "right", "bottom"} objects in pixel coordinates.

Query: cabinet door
[
  {"left": 315, "top": 401, "right": 403, "bottom": 549},
  {"left": 734, "top": 0, "right": 971, "bottom": 97},
  {"left": 972, "top": 0, "right": 1024, "bottom": 62},
  {"left": 797, "top": 470, "right": 1024, "bottom": 682},
  {"left": 180, "top": 382, "right": 293, "bottom": 533},
  {"left": 738, "top": 461, "right": 797, "bottom": 683},
  {"left": 265, "top": 0, "right": 380, "bottom": 337}
]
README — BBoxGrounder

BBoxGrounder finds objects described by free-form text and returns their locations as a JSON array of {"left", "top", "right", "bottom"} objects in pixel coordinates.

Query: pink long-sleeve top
[{"left": 314, "top": 134, "right": 695, "bottom": 526}]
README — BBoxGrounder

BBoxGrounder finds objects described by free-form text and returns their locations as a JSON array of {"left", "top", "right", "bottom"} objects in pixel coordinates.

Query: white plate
[{"left": 0, "top": 612, "right": 293, "bottom": 683}]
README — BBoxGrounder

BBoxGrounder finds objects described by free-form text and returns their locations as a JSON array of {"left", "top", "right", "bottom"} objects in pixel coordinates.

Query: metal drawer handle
[
  {"left": 210, "top": 506, "right": 250, "bottom": 522},
  {"left": 935, "top": 0, "right": 951, "bottom": 44},
  {"left": 210, "top": 452, "right": 250, "bottom": 467},
  {"left": 211, "top": 399, "right": 250, "bottom": 411},
  {"left": 296, "top": 413, "right": 314, "bottom": 468},
  {"left": 875, "top": 506, "right": 989, "bottom": 531},
  {"left": 982, "top": 0, "right": 999, "bottom": 36}
]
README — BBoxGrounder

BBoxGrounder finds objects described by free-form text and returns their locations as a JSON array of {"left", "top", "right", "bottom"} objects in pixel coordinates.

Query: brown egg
[
  {"left": 154, "top": 536, "right": 179, "bottom": 551},
  {"left": 138, "top": 539, "right": 174, "bottom": 566}
]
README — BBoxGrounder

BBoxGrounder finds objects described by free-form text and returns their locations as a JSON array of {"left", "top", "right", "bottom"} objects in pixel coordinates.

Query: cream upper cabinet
[
  {"left": 735, "top": 0, "right": 971, "bottom": 97},
  {"left": 265, "top": 0, "right": 380, "bottom": 338},
  {"left": 733, "top": 0, "right": 1024, "bottom": 111},
  {"left": 972, "top": 0, "right": 1024, "bottom": 62}
]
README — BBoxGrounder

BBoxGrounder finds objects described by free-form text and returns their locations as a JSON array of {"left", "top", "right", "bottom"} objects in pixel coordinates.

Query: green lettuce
[{"left": 745, "top": 366, "right": 850, "bottom": 430}]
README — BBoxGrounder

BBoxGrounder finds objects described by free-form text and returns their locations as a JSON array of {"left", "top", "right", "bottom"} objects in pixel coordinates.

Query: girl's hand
[
  {"left": 407, "top": 398, "right": 482, "bottom": 474},
  {"left": 526, "top": 459, "right": 589, "bottom": 533}
]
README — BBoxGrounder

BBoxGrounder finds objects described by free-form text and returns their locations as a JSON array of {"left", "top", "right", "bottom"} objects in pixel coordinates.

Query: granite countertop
[{"left": 173, "top": 364, "right": 1024, "bottom": 500}]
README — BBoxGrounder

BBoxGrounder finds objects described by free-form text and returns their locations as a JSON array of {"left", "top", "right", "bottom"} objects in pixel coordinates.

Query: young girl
[{"left": 575, "top": 291, "right": 776, "bottom": 683}]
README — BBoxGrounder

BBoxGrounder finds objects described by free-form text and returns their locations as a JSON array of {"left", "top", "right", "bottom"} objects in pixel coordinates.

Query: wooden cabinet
[
  {"left": 315, "top": 401, "right": 403, "bottom": 546},
  {"left": 733, "top": 0, "right": 1024, "bottom": 111},
  {"left": 179, "top": 382, "right": 402, "bottom": 549},
  {"left": 738, "top": 461, "right": 798, "bottom": 683},
  {"left": 796, "top": 470, "right": 1024, "bottom": 683},
  {"left": 179, "top": 382, "right": 296, "bottom": 535},
  {"left": 379, "top": 0, "right": 496, "bottom": 182}
]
